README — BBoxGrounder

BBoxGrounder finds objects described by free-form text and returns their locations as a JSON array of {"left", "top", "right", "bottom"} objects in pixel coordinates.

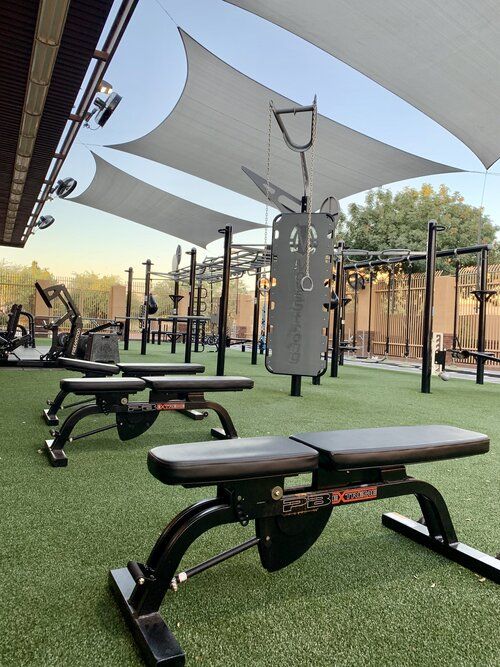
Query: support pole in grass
[
  {"left": 124, "top": 267, "right": 133, "bottom": 350},
  {"left": 217, "top": 225, "right": 233, "bottom": 376},
  {"left": 185, "top": 249, "right": 197, "bottom": 363},
  {"left": 331, "top": 241, "right": 345, "bottom": 377},
  {"left": 421, "top": 220, "right": 443, "bottom": 393},
  {"left": 251, "top": 267, "right": 261, "bottom": 365},
  {"left": 140, "top": 260, "right": 152, "bottom": 356}
]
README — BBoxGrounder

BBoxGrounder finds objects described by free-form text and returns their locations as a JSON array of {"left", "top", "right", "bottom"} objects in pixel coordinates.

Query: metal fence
[
  {"left": 370, "top": 271, "right": 433, "bottom": 358},
  {"left": 343, "top": 264, "right": 500, "bottom": 362},
  {"left": 0, "top": 269, "right": 111, "bottom": 331},
  {"left": 455, "top": 264, "right": 500, "bottom": 360}
]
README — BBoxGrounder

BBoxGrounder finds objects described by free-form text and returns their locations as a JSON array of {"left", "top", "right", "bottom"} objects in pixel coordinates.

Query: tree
[{"left": 341, "top": 184, "right": 499, "bottom": 271}]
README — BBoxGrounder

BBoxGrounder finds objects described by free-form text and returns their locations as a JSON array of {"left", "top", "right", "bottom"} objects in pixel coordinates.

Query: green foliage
[{"left": 341, "top": 184, "right": 499, "bottom": 272}]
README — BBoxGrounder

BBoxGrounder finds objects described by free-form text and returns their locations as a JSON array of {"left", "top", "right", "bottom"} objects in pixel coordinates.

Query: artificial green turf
[{"left": 0, "top": 344, "right": 499, "bottom": 666}]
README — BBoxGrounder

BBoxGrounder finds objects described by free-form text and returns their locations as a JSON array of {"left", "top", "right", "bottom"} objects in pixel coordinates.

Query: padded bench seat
[
  {"left": 142, "top": 376, "right": 254, "bottom": 391},
  {"left": 148, "top": 425, "right": 489, "bottom": 485},
  {"left": 59, "top": 357, "right": 120, "bottom": 375},
  {"left": 148, "top": 437, "right": 318, "bottom": 484},
  {"left": 118, "top": 362, "right": 205, "bottom": 375},
  {"left": 59, "top": 377, "right": 146, "bottom": 394},
  {"left": 291, "top": 425, "right": 489, "bottom": 469}
]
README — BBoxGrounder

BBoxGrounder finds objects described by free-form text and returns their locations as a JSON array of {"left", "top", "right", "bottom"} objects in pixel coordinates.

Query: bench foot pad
[
  {"left": 109, "top": 568, "right": 185, "bottom": 666},
  {"left": 180, "top": 409, "right": 206, "bottom": 421},
  {"left": 382, "top": 512, "right": 500, "bottom": 583},
  {"left": 45, "top": 439, "right": 68, "bottom": 467},
  {"left": 210, "top": 427, "right": 231, "bottom": 440},
  {"left": 43, "top": 409, "right": 58, "bottom": 426}
]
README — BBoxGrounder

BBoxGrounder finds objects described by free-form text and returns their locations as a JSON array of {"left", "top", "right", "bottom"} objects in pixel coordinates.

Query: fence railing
[
  {"left": 0, "top": 270, "right": 111, "bottom": 331},
  {"left": 343, "top": 264, "right": 500, "bottom": 363}
]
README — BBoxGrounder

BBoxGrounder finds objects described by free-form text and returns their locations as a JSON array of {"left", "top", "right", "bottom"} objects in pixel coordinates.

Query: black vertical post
[
  {"left": 194, "top": 282, "right": 202, "bottom": 352},
  {"left": 404, "top": 265, "right": 413, "bottom": 358},
  {"left": 140, "top": 260, "right": 152, "bottom": 356},
  {"left": 217, "top": 226, "right": 232, "bottom": 376},
  {"left": 171, "top": 280, "right": 179, "bottom": 354},
  {"left": 124, "top": 267, "right": 133, "bottom": 351},
  {"left": 452, "top": 261, "right": 460, "bottom": 349},
  {"left": 251, "top": 268, "right": 261, "bottom": 365},
  {"left": 367, "top": 268, "right": 373, "bottom": 355},
  {"left": 185, "top": 249, "right": 196, "bottom": 363},
  {"left": 331, "top": 241, "right": 345, "bottom": 377},
  {"left": 290, "top": 197, "right": 309, "bottom": 396},
  {"left": 352, "top": 271, "right": 359, "bottom": 346},
  {"left": 476, "top": 247, "right": 489, "bottom": 385},
  {"left": 385, "top": 268, "right": 393, "bottom": 354},
  {"left": 421, "top": 220, "right": 440, "bottom": 393}
]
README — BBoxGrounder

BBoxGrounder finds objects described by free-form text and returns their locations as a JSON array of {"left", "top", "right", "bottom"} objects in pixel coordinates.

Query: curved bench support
[
  {"left": 110, "top": 499, "right": 236, "bottom": 666},
  {"left": 110, "top": 430, "right": 499, "bottom": 665}
]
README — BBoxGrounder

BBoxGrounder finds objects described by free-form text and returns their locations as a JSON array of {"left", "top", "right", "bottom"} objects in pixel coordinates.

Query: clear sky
[{"left": 2, "top": 0, "right": 499, "bottom": 280}]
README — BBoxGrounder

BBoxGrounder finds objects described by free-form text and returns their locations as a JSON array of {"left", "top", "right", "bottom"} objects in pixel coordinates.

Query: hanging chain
[
  {"left": 262, "top": 102, "right": 273, "bottom": 280},
  {"left": 302, "top": 100, "right": 318, "bottom": 291}
]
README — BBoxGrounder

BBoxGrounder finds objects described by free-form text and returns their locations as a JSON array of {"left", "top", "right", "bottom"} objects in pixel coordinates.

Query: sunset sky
[{"left": 2, "top": 0, "right": 498, "bottom": 280}]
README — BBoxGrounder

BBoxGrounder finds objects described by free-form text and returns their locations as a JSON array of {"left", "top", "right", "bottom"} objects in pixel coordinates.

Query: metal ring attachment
[{"left": 300, "top": 275, "right": 314, "bottom": 292}]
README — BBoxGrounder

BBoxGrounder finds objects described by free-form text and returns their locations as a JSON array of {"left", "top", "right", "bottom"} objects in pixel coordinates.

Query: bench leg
[
  {"left": 43, "top": 389, "right": 68, "bottom": 426},
  {"left": 382, "top": 514, "right": 500, "bottom": 583},
  {"left": 45, "top": 403, "right": 102, "bottom": 467},
  {"left": 204, "top": 400, "right": 238, "bottom": 439},
  {"left": 179, "top": 409, "right": 207, "bottom": 421},
  {"left": 110, "top": 499, "right": 234, "bottom": 666},
  {"left": 382, "top": 481, "right": 500, "bottom": 583}
]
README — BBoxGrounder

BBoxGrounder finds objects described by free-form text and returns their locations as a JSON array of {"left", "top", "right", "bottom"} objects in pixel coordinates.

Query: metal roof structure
[
  {"left": 227, "top": 0, "right": 500, "bottom": 168},
  {"left": 163, "top": 244, "right": 272, "bottom": 285},
  {"left": 108, "top": 29, "right": 461, "bottom": 210},
  {"left": 0, "top": 0, "right": 137, "bottom": 247}
]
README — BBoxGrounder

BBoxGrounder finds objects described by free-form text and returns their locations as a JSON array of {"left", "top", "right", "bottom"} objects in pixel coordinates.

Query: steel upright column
[
  {"left": 124, "top": 267, "right": 133, "bottom": 350},
  {"left": 185, "top": 249, "right": 197, "bottom": 363},
  {"left": 367, "top": 267, "right": 374, "bottom": 355},
  {"left": 475, "top": 247, "right": 489, "bottom": 384},
  {"left": 217, "top": 225, "right": 232, "bottom": 376},
  {"left": 251, "top": 268, "right": 261, "bottom": 365},
  {"left": 331, "top": 241, "right": 345, "bottom": 377},
  {"left": 421, "top": 220, "right": 441, "bottom": 393},
  {"left": 140, "top": 260, "right": 152, "bottom": 356},
  {"left": 171, "top": 280, "right": 180, "bottom": 354},
  {"left": 194, "top": 282, "right": 202, "bottom": 352}
]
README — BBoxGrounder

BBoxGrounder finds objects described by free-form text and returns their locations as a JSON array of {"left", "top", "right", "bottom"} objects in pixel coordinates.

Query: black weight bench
[
  {"left": 44, "top": 357, "right": 205, "bottom": 426},
  {"left": 110, "top": 425, "right": 499, "bottom": 666},
  {"left": 45, "top": 375, "right": 253, "bottom": 467}
]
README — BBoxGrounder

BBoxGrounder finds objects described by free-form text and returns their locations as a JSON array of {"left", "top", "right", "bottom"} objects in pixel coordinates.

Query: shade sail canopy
[
  {"left": 226, "top": 0, "right": 500, "bottom": 169},
  {"left": 70, "top": 153, "right": 263, "bottom": 247},
  {"left": 108, "top": 30, "right": 461, "bottom": 210}
]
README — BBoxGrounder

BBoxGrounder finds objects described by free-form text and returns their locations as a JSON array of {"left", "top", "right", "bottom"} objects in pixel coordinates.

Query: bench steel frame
[
  {"left": 110, "top": 462, "right": 500, "bottom": 666},
  {"left": 45, "top": 390, "right": 239, "bottom": 467},
  {"left": 43, "top": 365, "right": 204, "bottom": 426}
]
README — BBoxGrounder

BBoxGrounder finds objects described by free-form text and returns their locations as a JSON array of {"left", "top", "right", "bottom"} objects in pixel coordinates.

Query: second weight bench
[
  {"left": 43, "top": 357, "right": 205, "bottom": 426},
  {"left": 44, "top": 375, "right": 253, "bottom": 467}
]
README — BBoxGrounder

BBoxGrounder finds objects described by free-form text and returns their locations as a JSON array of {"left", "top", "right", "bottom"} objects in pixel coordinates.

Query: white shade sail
[
  {"left": 108, "top": 29, "right": 461, "bottom": 210},
  {"left": 70, "top": 153, "right": 263, "bottom": 248},
  {"left": 226, "top": 0, "right": 500, "bottom": 169}
]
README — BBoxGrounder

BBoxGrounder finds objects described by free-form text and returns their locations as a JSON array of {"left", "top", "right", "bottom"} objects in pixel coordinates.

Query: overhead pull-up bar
[{"left": 344, "top": 244, "right": 493, "bottom": 271}]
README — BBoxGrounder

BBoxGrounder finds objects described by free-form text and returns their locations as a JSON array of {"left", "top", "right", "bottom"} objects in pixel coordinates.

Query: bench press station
[
  {"left": 43, "top": 357, "right": 206, "bottom": 426},
  {"left": 110, "top": 424, "right": 499, "bottom": 666},
  {"left": 44, "top": 375, "right": 253, "bottom": 467}
]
